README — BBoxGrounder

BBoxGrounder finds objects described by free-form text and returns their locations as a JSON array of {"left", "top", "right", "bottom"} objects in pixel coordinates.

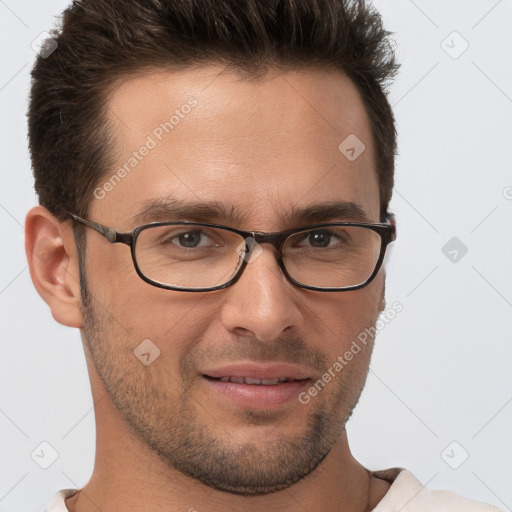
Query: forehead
[{"left": 94, "top": 65, "right": 380, "bottom": 229}]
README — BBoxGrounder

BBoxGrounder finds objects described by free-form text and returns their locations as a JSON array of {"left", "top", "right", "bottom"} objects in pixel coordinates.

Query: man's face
[{"left": 80, "top": 66, "right": 384, "bottom": 495}]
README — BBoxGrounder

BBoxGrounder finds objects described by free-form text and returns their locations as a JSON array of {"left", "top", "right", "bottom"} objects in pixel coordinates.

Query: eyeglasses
[{"left": 66, "top": 212, "right": 396, "bottom": 292}]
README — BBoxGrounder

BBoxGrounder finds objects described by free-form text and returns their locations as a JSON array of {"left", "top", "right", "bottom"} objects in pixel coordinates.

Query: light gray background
[{"left": 1, "top": 1, "right": 511, "bottom": 510}]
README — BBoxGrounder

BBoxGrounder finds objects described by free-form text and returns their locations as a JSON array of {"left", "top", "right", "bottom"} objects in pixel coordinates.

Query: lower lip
[{"left": 202, "top": 376, "right": 310, "bottom": 409}]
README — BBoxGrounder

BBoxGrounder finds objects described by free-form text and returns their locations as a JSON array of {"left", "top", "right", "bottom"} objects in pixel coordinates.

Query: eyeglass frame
[{"left": 66, "top": 211, "right": 396, "bottom": 293}]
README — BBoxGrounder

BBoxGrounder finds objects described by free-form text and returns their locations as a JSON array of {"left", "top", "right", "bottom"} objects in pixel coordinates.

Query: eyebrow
[{"left": 131, "top": 196, "right": 372, "bottom": 227}]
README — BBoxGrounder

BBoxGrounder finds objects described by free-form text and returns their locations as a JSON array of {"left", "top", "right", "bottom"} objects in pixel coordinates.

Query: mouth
[
  {"left": 204, "top": 376, "right": 304, "bottom": 385},
  {"left": 201, "top": 363, "right": 311, "bottom": 409}
]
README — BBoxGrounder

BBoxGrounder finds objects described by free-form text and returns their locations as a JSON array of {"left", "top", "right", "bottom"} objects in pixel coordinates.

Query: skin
[{"left": 26, "top": 65, "right": 392, "bottom": 511}]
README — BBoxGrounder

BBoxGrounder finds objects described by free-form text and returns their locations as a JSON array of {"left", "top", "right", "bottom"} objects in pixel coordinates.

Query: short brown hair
[{"left": 28, "top": 0, "right": 398, "bottom": 221}]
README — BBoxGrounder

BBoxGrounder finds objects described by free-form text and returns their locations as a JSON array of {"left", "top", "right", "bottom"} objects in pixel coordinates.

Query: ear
[{"left": 25, "top": 206, "right": 84, "bottom": 328}]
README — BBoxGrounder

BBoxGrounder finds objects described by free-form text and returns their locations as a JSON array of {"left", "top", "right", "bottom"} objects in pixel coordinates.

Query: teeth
[
  {"left": 214, "top": 376, "right": 293, "bottom": 385},
  {"left": 261, "top": 378, "right": 279, "bottom": 385}
]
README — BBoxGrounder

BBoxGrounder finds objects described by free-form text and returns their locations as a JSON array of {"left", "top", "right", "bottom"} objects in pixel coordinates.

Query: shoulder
[
  {"left": 43, "top": 489, "right": 79, "bottom": 511},
  {"left": 370, "top": 468, "right": 504, "bottom": 512}
]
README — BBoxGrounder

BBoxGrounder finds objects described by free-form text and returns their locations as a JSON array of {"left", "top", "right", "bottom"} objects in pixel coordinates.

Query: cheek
[
  {"left": 99, "top": 285, "right": 214, "bottom": 366},
  {"left": 86, "top": 239, "right": 134, "bottom": 298},
  {"left": 311, "top": 275, "right": 384, "bottom": 353}
]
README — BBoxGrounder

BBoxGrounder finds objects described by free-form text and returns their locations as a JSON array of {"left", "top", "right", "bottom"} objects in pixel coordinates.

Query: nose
[{"left": 219, "top": 244, "right": 304, "bottom": 342}]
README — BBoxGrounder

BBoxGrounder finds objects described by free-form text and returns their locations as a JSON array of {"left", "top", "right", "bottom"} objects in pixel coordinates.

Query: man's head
[{"left": 25, "top": 0, "right": 398, "bottom": 498}]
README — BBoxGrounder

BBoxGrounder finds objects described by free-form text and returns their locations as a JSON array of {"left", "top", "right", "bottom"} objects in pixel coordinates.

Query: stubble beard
[{"left": 78, "top": 259, "right": 373, "bottom": 496}]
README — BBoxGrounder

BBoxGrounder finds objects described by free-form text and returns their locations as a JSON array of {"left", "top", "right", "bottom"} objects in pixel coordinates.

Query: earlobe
[{"left": 25, "top": 206, "right": 84, "bottom": 328}]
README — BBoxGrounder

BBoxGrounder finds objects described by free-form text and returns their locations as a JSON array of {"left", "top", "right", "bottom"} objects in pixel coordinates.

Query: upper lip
[{"left": 202, "top": 362, "right": 311, "bottom": 380}]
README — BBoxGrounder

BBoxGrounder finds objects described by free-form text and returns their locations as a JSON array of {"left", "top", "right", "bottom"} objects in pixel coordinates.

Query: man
[{"left": 24, "top": 0, "right": 502, "bottom": 510}]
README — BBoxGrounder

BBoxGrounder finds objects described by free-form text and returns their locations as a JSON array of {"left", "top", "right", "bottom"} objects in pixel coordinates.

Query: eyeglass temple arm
[{"left": 66, "top": 212, "right": 129, "bottom": 244}]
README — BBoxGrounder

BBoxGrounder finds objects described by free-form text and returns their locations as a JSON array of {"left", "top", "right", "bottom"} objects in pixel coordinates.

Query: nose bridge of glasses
[{"left": 249, "top": 231, "right": 289, "bottom": 255}]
